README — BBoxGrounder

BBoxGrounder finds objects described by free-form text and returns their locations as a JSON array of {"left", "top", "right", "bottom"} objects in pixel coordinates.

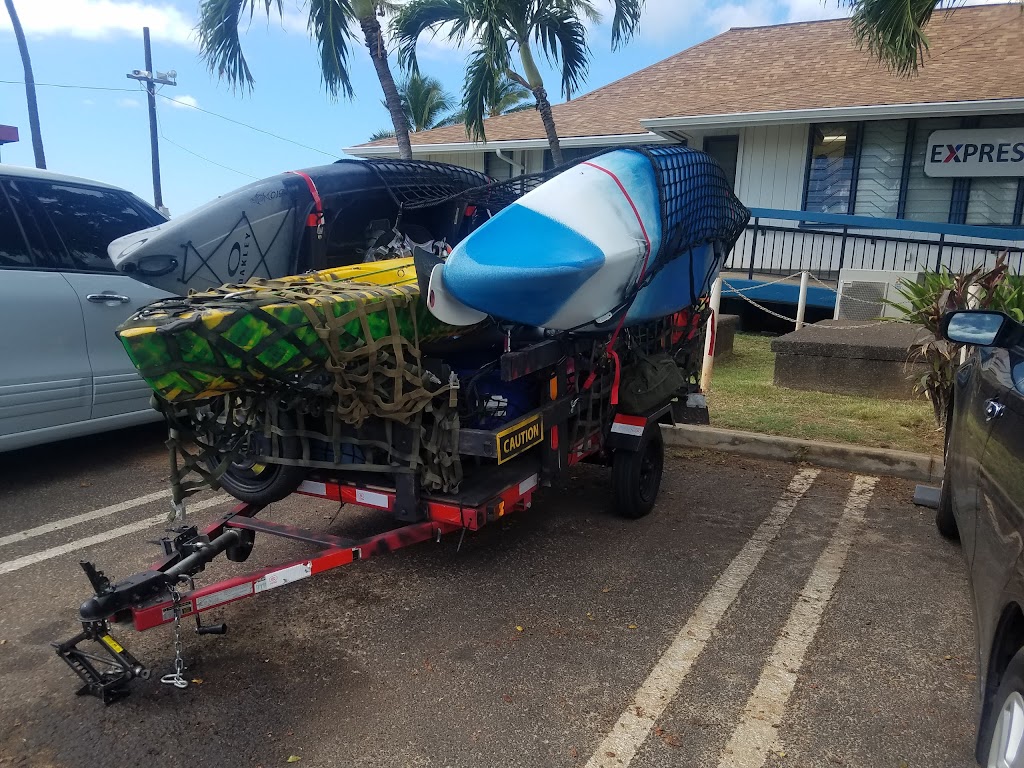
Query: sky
[{"left": 0, "top": 0, "right": 852, "bottom": 215}]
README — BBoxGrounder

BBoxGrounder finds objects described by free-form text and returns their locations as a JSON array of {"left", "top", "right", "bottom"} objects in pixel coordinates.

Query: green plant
[{"left": 888, "top": 254, "right": 1018, "bottom": 425}]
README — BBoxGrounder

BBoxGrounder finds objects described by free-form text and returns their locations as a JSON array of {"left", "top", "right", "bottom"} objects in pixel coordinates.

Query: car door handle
[
  {"left": 984, "top": 399, "right": 1006, "bottom": 422},
  {"left": 86, "top": 293, "right": 131, "bottom": 304}
]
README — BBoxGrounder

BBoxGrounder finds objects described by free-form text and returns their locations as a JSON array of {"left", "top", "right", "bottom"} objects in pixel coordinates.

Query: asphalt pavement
[{"left": 0, "top": 427, "right": 976, "bottom": 768}]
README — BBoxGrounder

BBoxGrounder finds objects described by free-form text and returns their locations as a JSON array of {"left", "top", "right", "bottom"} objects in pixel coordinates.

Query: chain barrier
[
  {"left": 719, "top": 278, "right": 890, "bottom": 331},
  {"left": 805, "top": 272, "right": 892, "bottom": 304}
]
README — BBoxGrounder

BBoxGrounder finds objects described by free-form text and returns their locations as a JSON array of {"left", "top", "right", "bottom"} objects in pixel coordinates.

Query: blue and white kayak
[{"left": 435, "top": 147, "right": 744, "bottom": 330}]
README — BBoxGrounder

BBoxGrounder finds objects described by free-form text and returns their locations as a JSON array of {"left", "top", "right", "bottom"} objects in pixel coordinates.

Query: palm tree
[
  {"left": 4, "top": 0, "right": 45, "bottom": 168},
  {"left": 395, "top": 0, "right": 644, "bottom": 166},
  {"left": 846, "top": 0, "right": 951, "bottom": 74},
  {"left": 437, "top": 76, "right": 535, "bottom": 127},
  {"left": 196, "top": 0, "right": 413, "bottom": 159},
  {"left": 368, "top": 72, "right": 456, "bottom": 141}
]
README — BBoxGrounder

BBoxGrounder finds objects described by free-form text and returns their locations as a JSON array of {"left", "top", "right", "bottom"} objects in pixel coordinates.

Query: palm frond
[
  {"left": 308, "top": 0, "right": 358, "bottom": 99},
  {"left": 848, "top": 0, "right": 941, "bottom": 75},
  {"left": 393, "top": 0, "right": 474, "bottom": 73},
  {"left": 490, "top": 75, "right": 533, "bottom": 115},
  {"left": 462, "top": 32, "right": 510, "bottom": 142},
  {"left": 607, "top": 0, "right": 643, "bottom": 49},
  {"left": 369, "top": 127, "right": 397, "bottom": 141},
  {"left": 197, "top": 0, "right": 281, "bottom": 89},
  {"left": 533, "top": 2, "right": 591, "bottom": 98}
]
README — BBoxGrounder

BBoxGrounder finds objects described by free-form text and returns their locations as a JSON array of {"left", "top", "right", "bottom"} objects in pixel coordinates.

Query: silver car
[{"left": 0, "top": 165, "right": 171, "bottom": 452}]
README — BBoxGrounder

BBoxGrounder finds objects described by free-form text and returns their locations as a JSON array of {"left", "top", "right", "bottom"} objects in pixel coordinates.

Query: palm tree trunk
[
  {"left": 532, "top": 86, "right": 562, "bottom": 166},
  {"left": 358, "top": 15, "right": 412, "bottom": 160},
  {"left": 517, "top": 43, "right": 561, "bottom": 166},
  {"left": 4, "top": 0, "right": 45, "bottom": 168}
]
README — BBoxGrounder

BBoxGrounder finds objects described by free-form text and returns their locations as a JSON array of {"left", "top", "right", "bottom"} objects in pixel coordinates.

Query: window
[
  {"left": 542, "top": 146, "right": 615, "bottom": 171},
  {"left": 0, "top": 188, "right": 32, "bottom": 268},
  {"left": 853, "top": 120, "right": 907, "bottom": 218},
  {"left": 901, "top": 118, "right": 960, "bottom": 222},
  {"left": 703, "top": 136, "right": 739, "bottom": 189},
  {"left": 965, "top": 114, "right": 1024, "bottom": 225},
  {"left": 804, "top": 123, "right": 858, "bottom": 214},
  {"left": 27, "top": 181, "right": 158, "bottom": 273}
]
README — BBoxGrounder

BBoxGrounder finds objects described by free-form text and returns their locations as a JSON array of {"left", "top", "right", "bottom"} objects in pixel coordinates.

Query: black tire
[
  {"left": 936, "top": 458, "right": 959, "bottom": 540},
  {"left": 613, "top": 425, "right": 664, "bottom": 519},
  {"left": 217, "top": 454, "right": 307, "bottom": 506},
  {"left": 979, "top": 646, "right": 1024, "bottom": 766}
]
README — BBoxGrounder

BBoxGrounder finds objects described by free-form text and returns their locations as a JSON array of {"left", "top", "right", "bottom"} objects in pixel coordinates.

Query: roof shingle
[{"left": 353, "top": 4, "right": 1024, "bottom": 149}]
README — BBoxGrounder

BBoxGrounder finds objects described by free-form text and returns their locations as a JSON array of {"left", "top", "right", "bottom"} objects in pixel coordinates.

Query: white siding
[
  {"left": 419, "top": 151, "right": 486, "bottom": 173},
  {"left": 734, "top": 123, "right": 809, "bottom": 209}
]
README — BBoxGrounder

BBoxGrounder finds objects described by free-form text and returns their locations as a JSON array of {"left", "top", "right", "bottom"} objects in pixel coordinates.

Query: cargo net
[{"left": 134, "top": 278, "right": 463, "bottom": 509}]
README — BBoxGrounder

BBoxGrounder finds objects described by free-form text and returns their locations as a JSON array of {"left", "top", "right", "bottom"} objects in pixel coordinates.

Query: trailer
[{"left": 54, "top": 312, "right": 710, "bottom": 703}]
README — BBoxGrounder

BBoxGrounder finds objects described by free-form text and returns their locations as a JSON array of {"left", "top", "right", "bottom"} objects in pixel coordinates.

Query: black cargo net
[{"left": 362, "top": 158, "right": 493, "bottom": 209}]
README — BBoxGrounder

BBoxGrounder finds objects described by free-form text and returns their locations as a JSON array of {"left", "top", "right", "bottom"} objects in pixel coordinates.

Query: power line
[
  {"left": 159, "top": 131, "right": 260, "bottom": 180},
  {"left": 0, "top": 79, "right": 137, "bottom": 92},
  {"left": 154, "top": 92, "right": 338, "bottom": 158},
  {"left": 0, "top": 78, "right": 338, "bottom": 159}
]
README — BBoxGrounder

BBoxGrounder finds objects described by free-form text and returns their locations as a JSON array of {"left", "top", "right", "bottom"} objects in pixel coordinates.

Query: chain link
[
  {"left": 721, "top": 271, "right": 805, "bottom": 292},
  {"left": 160, "top": 585, "right": 189, "bottom": 689}
]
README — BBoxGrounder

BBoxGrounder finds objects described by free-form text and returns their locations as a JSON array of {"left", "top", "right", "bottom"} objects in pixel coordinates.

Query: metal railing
[{"left": 727, "top": 208, "right": 1024, "bottom": 281}]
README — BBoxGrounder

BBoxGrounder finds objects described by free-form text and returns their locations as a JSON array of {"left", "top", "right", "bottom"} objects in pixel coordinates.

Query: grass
[{"left": 707, "top": 334, "right": 943, "bottom": 455}]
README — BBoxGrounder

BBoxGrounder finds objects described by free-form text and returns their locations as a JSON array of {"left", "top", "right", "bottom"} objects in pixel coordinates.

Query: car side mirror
[{"left": 941, "top": 310, "right": 1013, "bottom": 347}]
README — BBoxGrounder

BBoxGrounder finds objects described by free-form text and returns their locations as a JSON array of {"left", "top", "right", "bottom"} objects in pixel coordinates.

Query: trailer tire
[
  {"left": 217, "top": 456, "right": 307, "bottom": 506},
  {"left": 613, "top": 425, "right": 664, "bottom": 519}
]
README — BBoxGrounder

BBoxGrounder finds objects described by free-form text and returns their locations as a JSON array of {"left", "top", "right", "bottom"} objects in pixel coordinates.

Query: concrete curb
[{"left": 661, "top": 424, "right": 943, "bottom": 483}]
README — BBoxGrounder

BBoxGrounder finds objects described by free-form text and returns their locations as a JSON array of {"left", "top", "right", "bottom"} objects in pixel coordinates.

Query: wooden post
[
  {"left": 795, "top": 270, "right": 809, "bottom": 330},
  {"left": 700, "top": 277, "right": 723, "bottom": 393}
]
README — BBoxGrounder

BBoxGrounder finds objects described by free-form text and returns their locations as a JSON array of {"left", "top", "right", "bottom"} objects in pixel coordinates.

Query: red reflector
[{"left": 550, "top": 425, "right": 559, "bottom": 450}]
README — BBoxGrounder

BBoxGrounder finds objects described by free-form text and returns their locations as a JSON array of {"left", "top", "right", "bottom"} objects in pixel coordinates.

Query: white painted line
[
  {"left": 0, "top": 495, "right": 230, "bottom": 576},
  {"left": 716, "top": 475, "right": 879, "bottom": 768},
  {"left": 584, "top": 467, "right": 821, "bottom": 768},
  {"left": 0, "top": 490, "right": 172, "bottom": 548}
]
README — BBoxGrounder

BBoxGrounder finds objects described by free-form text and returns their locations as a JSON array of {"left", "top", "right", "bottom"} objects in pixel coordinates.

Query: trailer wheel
[
  {"left": 217, "top": 455, "right": 306, "bottom": 506},
  {"left": 613, "top": 425, "right": 664, "bottom": 519}
]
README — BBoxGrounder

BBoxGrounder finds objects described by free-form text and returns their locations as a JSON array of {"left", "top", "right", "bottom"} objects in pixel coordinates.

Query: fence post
[
  {"left": 934, "top": 233, "right": 946, "bottom": 273},
  {"left": 837, "top": 225, "right": 849, "bottom": 275},
  {"left": 700, "top": 277, "right": 723, "bottom": 393},
  {"left": 747, "top": 218, "right": 759, "bottom": 280},
  {"left": 795, "top": 270, "right": 809, "bottom": 330}
]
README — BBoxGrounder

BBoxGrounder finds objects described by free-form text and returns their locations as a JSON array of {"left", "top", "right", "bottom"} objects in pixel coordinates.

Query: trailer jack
[{"left": 53, "top": 620, "right": 149, "bottom": 705}]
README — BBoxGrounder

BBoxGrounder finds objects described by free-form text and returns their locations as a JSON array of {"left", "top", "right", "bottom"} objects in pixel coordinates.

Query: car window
[
  {"left": 26, "top": 181, "right": 155, "bottom": 273},
  {"left": 1, "top": 179, "right": 62, "bottom": 269},
  {"left": 0, "top": 188, "right": 33, "bottom": 268}
]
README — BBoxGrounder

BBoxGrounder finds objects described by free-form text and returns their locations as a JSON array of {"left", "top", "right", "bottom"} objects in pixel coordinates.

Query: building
[
  {"left": 348, "top": 4, "right": 1024, "bottom": 317},
  {"left": 0, "top": 125, "right": 18, "bottom": 162}
]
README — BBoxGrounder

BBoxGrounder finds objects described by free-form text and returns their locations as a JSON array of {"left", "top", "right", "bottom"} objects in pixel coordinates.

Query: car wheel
[
  {"left": 613, "top": 425, "right": 664, "bottom": 519},
  {"left": 936, "top": 456, "right": 959, "bottom": 541},
  {"left": 217, "top": 456, "right": 307, "bottom": 506},
  {"left": 982, "top": 647, "right": 1024, "bottom": 768}
]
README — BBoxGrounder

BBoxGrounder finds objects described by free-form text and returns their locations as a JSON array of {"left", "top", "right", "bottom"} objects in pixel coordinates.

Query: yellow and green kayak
[{"left": 117, "top": 257, "right": 462, "bottom": 403}]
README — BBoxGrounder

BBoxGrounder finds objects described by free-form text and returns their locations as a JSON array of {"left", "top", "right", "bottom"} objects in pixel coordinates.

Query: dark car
[{"left": 939, "top": 308, "right": 1024, "bottom": 767}]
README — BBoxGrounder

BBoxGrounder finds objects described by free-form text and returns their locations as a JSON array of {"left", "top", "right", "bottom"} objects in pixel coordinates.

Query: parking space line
[
  {"left": 0, "top": 490, "right": 172, "bottom": 549},
  {"left": 0, "top": 494, "right": 230, "bottom": 576},
  {"left": 583, "top": 467, "right": 821, "bottom": 768},
  {"left": 716, "top": 475, "right": 879, "bottom": 768}
]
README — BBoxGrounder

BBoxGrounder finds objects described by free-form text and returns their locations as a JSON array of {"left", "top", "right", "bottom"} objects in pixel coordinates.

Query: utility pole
[{"left": 127, "top": 27, "right": 175, "bottom": 214}]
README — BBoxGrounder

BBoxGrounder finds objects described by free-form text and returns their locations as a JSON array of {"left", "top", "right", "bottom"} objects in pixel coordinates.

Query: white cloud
[
  {"left": 82, "top": 98, "right": 96, "bottom": 106},
  {"left": 631, "top": 0, "right": 851, "bottom": 41},
  {"left": 165, "top": 94, "right": 199, "bottom": 109},
  {"left": 117, "top": 96, "right": 142, "bottom": 108},
  {"left": 707, "top": 3, "right": 777, "bottom": 32},
  {"left": 0, "top": 0, "right": 195, "bottom": 46}
]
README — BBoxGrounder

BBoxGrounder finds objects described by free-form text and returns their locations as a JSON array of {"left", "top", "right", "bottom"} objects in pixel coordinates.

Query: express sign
[{"left": 925, "top": 128, "right": 1024, "bottom": 178}]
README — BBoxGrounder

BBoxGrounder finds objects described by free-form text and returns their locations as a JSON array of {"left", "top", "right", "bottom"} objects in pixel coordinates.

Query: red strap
[
  {"left": 286, "top": 170, "right": 324, "bottom": 231},
  {"left": 581, "top": 161, "right": 655, "bottom": 406},
  {"left": 707, "top": 308, "right": 717, "bottom": 357}
]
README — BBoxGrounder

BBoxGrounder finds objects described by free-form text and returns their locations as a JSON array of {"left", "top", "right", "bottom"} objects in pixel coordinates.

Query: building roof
[{"left": 350, "top": 3, "right": 1024, "bottom": 153}]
